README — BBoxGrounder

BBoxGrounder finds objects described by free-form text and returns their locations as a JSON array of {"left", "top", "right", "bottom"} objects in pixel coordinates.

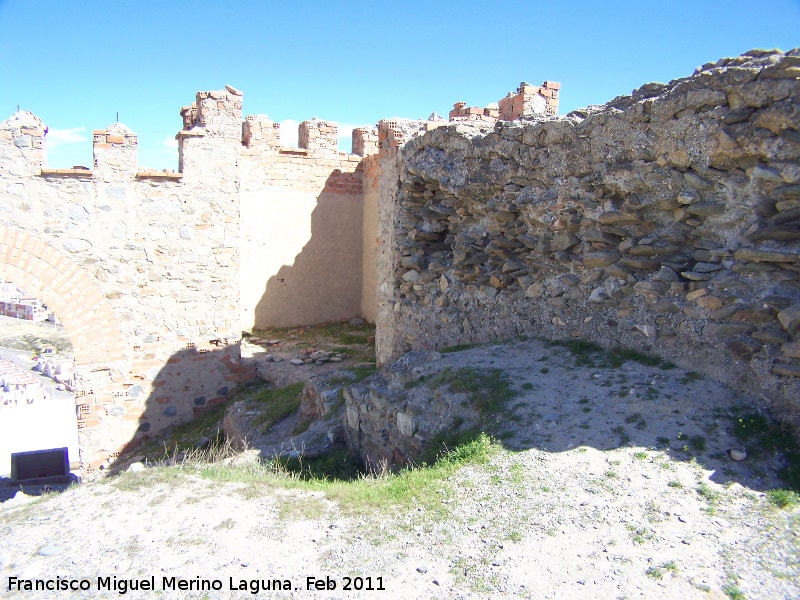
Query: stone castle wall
[
  {"left": 0, "top": 96, "right": 248, "bottom": 473},
  {"left": 375, "top": 49, "right": 800, "bottom": 426}
]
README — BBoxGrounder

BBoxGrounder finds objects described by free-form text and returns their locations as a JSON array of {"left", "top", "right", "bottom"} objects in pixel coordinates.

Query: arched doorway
[{"left": 0, "top": 227, "right": 129, "bottom": 475}]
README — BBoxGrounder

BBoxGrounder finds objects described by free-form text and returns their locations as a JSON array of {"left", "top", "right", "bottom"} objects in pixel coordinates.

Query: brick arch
[{"left": 0, "top": 227, "right": 127, "bottom": 368}]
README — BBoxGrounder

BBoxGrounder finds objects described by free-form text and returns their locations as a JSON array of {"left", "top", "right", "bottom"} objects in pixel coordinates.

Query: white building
[{"left": 0, "top": 282, "right": 21, "bottom": 303}]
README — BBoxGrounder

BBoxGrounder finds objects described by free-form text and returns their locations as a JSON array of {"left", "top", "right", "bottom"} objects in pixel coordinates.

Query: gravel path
[{"left": 1, "top": 338, "right": 798, "bottom": 600}]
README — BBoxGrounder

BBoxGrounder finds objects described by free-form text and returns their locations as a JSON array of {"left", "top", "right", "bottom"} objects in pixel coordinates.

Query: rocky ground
[
  {"left": 242, "top": 320, "right": 376, "bottom": 389},
  {"left": 1, "top": 335, "right": 799, "bottom": 600}
]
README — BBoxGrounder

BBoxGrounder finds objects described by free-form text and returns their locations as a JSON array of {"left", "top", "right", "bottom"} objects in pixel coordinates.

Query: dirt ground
[{"left": 0, "top": 334, "right": 798, "bottom": 600}]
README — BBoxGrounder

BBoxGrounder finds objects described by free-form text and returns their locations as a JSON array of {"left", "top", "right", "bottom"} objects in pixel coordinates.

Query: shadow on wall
[
  {"left": 253, "top": 169, "right": 365, "bottom": 330},
  {"left": 0, "top": 344, "right": 255, "bottom": 500},
  {"left": 100, "top": 343, "right": 255, "bottom": 475}
]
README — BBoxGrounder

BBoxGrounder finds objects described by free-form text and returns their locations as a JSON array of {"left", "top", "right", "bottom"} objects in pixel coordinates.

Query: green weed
[
  {"left": 732, "top": 411, "right": 800, "bottom": 491},
  {"left": 347, "top": 366, "right": 378, "bottom": 382},
  {"left": 427, "top": 367, "right": 518, "bottom": 416},
  {"left": 612, "top": 426, "right": 631, "bottom": 446},
  {"left": 251, "top": 382, "right": 304, "bottom": 433},
  {"left": 680, "top": 371, "right": 702, "bottom": 384},
  {"left": 440, "top": 342, "right": 480, "bottom": 353},
  {"left": 690, "top": 435, "right": 707, "bottom": 452},
  {"left": 766, "top": 489, "right": 799, "bottom": 509},
  {"left": 646, "top": 561, "right": 677, "bottom": 579}
]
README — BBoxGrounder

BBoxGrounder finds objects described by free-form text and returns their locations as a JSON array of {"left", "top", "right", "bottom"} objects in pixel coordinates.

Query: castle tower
[{"left": 176, "top": 85, "right": 242, "bottom": 176}]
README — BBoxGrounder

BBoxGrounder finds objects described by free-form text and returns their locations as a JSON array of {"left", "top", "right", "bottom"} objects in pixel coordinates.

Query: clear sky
[{"left": 1, "top": 0, "right": 798, "bottom": 170}]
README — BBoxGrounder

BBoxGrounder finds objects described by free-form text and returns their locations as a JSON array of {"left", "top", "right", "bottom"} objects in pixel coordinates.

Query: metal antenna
[{"left": 116, "top": 112, "right": 119, "bottom": 123}]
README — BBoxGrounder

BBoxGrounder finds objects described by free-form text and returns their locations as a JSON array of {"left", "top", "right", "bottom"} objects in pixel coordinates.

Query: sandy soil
[{"left": 1, "top": 337, "right": 798, "bottom": 600}]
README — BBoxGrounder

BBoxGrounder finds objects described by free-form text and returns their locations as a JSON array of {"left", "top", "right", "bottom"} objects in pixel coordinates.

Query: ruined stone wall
[{"left": 376, "top": 49, "right": 800, "bottom": 425}]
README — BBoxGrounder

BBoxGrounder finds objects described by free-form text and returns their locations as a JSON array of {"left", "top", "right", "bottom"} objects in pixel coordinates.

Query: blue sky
[{"left": 1, "top": 0, "right": 798, "bottom": 170}]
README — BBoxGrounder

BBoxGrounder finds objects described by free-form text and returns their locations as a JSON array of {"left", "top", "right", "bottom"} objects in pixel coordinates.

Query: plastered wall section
[
  {"left": 238, "top": 117, "right": 367, "bottom": 329},
  {"left": 0, "top": 89, "right": 250, "bottom": 473},
  {"left": 376, "top": 49, "right": 800, "bottom": 427},
  {"left": 360, "top": 153, "right": 380, "bottom": 323}
]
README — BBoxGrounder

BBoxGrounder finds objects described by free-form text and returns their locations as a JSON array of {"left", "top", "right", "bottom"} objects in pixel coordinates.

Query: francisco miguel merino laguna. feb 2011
[{"left": 6, "top": 574, "right": 386, "bottom": 594}]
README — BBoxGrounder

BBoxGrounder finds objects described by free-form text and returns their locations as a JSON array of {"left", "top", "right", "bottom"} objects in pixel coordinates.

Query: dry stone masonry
[{"left": 374, "top": 49, "right": 800, "bottom": 434}]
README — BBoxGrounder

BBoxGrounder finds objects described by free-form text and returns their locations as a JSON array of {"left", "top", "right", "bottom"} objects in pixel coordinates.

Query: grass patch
[
  {"left": 440, "top": 342, "right": 481, "bottom": 353},
  {"left": 252, "top": 321, "right": 374, "bottom": 348},
  {"left": 546, "top": 339, "right": 669, "bottom": 369},
  {"left": 419, "top": 429, "right": 485, "bottom": 465},
  {"left": 214, "top": 518, "right": 236, "bottom": 531},
  {"left": 506, "top": 530, "right": 523, "bottom": 542},
  {"left": 192, "top": 432, "right": 499, "bottom": 516},
  {"left": 626, "top": 524, "right": 654, "bottom": 545},
  {"left": 346, "top": 365, "right": 378, "bottom": 382},
  {"left": 251, "top": 382, "right": 304, "bottom": 434},
  {"left": 606, "top": 348, "right": 662, "bottom": 368},
  {"left": 696, "top": 482, "right": 721, "bottom": 505},
  {"left": 521, "top": 382, "right": 534, "bottom": 390},
  {"left": 612, "top": 426, "right": 631, "bottom": 446},
  {"left": 689, "top": 435, "right": 707, "bottom": 452},
  {"left": 248, "top": 320, "right": 376, "bottom": 363},
  {"left": 337, "top": 332, "right": 371, "bottom": 345},
  {"left": 680, "top": 371, "right": 702, "bottom": 384},
  {"left": 766, "top": 489, "right": 799, "bottom": 509},
  {"left": 667, "top": 480, "right": 683, "bottom": 489},
  {"left": 425, "top": 367, "right": 517, "bottom": 416},
  {"left": 646, "top": 561, "right": 677, "bottom": 580},
  {"left": 722, "top": 581, "right": 745, "bottom": 600},
  {"left": 731, "top": 411, "right": 800, "bottom": 491},
  {"left": 625, "top": 412, "right": 647, "bottom": 430},
  {"left": 277, "top": 448, "right": 365, "bottom": 482}
]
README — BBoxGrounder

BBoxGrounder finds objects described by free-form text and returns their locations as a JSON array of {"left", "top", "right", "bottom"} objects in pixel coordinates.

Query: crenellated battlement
[
  {"left": 193, "top": 85, "right": 243, "bottom": 138},
  {"left": 93, "top": 122, "right": 138, "bottom": 179},
  {"left": 242, "top": 114, "right": 282, "bottom": 150},
  {"left": 2, "top": 78, "right": 561, "bottom": 180},
  {"left": 298, "top": 118, "right": 339, "bottom": 155},
  {"left": 352, "top": 126, "right": 379, "bottom": 156},
  {"left": 0, "top": 111, "right": 48, "bottom": 173}
]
